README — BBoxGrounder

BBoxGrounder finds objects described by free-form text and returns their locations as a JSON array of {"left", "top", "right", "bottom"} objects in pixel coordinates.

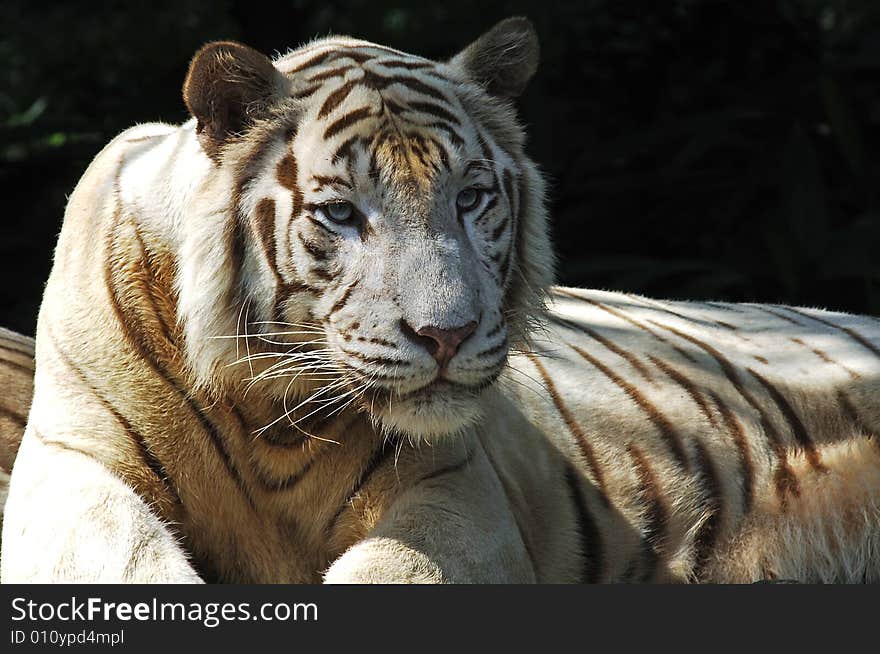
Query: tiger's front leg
[
  {"left": 1, "top": 429, "right": 202, "bottom": 583},
  {"left": 323, "top": 441, "right": 535, "bottom": 584}
]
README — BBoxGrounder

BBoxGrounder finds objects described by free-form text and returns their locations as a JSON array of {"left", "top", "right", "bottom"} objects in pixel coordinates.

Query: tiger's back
[{"left": 503, "top": 288, "right": 880, "bottom": 582}]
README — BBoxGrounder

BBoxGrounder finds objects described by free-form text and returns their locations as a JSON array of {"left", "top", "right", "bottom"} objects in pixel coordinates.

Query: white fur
[{"left": 2, "top": 24, "right": 879, "bottom": 585}]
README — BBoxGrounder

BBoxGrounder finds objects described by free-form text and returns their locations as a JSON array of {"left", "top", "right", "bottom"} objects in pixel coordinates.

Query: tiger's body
[
  {"left": 517, "top": 290, "right": 880, "bottom": 581},
  {"left": 1, "top": 18, "right": 879, "bottom": 583}
]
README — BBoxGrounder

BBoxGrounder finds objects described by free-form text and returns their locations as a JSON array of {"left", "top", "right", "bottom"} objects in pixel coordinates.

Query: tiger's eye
[
  {"left": 326, "top": 201, "right": 354, "bottom": 223},
  {"left": 456, "top": 188, "right": 480, "bottom": 211}
]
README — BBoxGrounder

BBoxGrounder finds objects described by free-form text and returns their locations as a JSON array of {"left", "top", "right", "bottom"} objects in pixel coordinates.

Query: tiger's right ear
[
  {"left": 183, "top": 41, "right": 290, "bottom": 159},
  {"left": 449, "top": 17, "right": 539, "bottom": 99}
]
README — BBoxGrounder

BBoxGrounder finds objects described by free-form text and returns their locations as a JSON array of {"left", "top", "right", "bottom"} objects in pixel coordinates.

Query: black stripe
[
  {"left": 308, "top": 65, "right": 352, "bottom": 82},
  {"left": 647, "top": 354, "right": 714, "bottom": 425},
  {"left": 790, "top": 337, "right": 860, "bottom": 381},
  {"left": 297, "top": 233, "right": 329, "bottom": 261},
  {"left": 565, "top": 464, "right": 604, "bottom": 583},
  {"left": 751, "top": 305, "right": 806, "bottom": 326},
  {"left": 690, "top": 438, "right": 724, "bottom": 580},
  {"left": 837, "top": 390, "right": 878, "bottom": 445},
  {"left": 342, "top": 349, "right": 411, "bottom": 367},
  {"left": 327, "top": 279, "right": 358, "bottom": 317},
  {"left": 783, "top": 306, "right": 880, "bottom": 361},
  {"left": 258, "top": 455, "right": 320, "bottom": 492},
  {"left": 474, "top": 195, "right": 500, "bottom": 226},
  {"left": 570, "top": 344, "right": 690, "bottom": 471},
  {"left": 624, "top": 293, "right": 697, "bottom": 324},
  {"left": 105, "top": 201, "right": 257, "bottom": 511},
  {"left": 485, "top": 320, "right": 504, "bottom": 340},
  {"left": 310, "top": 267, "right": 334, "bottom": 282},
  {"left": 292, "top": 83, "right": 321, "bottom": 99},
  {"left": 286, "top": 50, "right": 336, "bottom": 74},
  {"left": 45, "top": 322, "right": 181, "bottom": 508},
  {"left": 404, "top": 100, "right": 461, "bottom": 126},
  {"left": 424, "top": 121, "right": 465, "bottom": 148},
  {"left": 525, "top": 351, "right": 611, "bottom": 505},
  {"left": 328, "top": 440, "right": 396, "bottom": 532},
  {"left": 0, "top": 404, "right": 26, "bottom": 428},
  {"left": 0, "top": 339, "right": 34, "bottom": 357},
  {"left": 707, "top": 391, "right": 755, "bottom": 514},
  {"left": 332, "top": 135, "right": 359, "bottom": 164},
  {"left": 703, "top": 301, "right": 745, "bottom": 313},
  {"left": 502, "top": 169, "right": 517, "bottom": 218},
  {"left": 476, "top": 131, "right": 493, "bottom": 161},
  {"left": 318, "top": 79, "right": 359, "bottom": 119},
  {"left": 381, "top": 74, "right": 447, "bottom": 101},
  {"left": 0, "top": 356, "right": 34, "bottom": 375},
  {"left": 375, "top": 59, "right": 435, "bottom": 71},
  {"left": 627, "top": 443, "right": 668, "bottom": 582},
  {"left": 428, "top": 137, "right": 451, "bottom": 170},
  {"left": 489, "top": 216, "right": 509, "bottom": 241},
  {"left": 131, "top": 222, "right": 175, "bottom": 344},
  {"left": 231, "top": 122, "right": 292, "bottom": 305},
  {"left": 551, "top": 314, "right": 654, "bottom": 383},
  {"left": 501, "top": 169, "right": 522, "bottom": 288},
  {"left": 647, "top": 317, "right": 801, "bottom": 506},
  {"left": 324, "top": 106, "right": 373, "bottom": 140},
  {"left": 285, "top": 47, "right": 376, "bottom": 75},
  {"left": 747, "top": 368, "right": 827, "bottom": 473},
  {"left": 553, "top": 290, "right": 699, "bottom": 364}
]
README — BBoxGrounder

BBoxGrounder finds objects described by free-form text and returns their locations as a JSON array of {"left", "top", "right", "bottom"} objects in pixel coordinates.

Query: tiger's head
[{"left": 179, "top": 18, "right": 553, "bottom": 439}]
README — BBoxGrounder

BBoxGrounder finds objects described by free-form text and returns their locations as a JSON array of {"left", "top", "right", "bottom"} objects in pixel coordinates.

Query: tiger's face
[
  {"left": 183, "top": 19, "right": 552, "bottom": 439},
  {"left": 259, "top": 77, "right": 520, "bottom": 437}
]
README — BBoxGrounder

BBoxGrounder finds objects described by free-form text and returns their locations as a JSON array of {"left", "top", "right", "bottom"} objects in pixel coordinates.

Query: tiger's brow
[
  {"left": 464, "top": 160, "right": 495, "bottom": 175},
  {"left": 310, "top": 174, "right": 353, "bottom": 191}
]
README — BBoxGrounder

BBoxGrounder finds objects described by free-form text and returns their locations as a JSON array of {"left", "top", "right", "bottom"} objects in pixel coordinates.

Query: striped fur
[
  {"left": 0, "top": 328, "right": 34, "bottom": 549},
  {"left": 2, "top": 18, "right": 880, "bottom": 582},
  {"left": 508, "top": 289, "right": 880, "bottom": 582}
]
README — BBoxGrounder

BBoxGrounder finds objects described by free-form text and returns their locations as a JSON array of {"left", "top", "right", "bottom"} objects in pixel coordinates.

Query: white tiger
[{"left": 1, "top": 17, "right": 879, "bottom": 583}]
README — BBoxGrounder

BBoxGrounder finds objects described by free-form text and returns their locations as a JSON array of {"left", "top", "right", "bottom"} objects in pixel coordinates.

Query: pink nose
[{"left": 413, "top": 322, "right": 478, "bottom": 370}]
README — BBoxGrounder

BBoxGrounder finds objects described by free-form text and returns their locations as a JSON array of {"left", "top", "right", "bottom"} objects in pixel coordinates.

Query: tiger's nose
[{"left": 403, "top": 320, "right": 478, "bottom": 370}]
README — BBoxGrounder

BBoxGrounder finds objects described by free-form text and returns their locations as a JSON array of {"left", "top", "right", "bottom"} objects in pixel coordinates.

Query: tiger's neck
[{"left": 105, "top": 201, "right": 397, "bottom": 581}]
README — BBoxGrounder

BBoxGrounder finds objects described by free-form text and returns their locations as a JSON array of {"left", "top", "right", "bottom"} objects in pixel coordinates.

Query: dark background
[{"left": 2, "top": 0, "right": 879, "bottom": 336}]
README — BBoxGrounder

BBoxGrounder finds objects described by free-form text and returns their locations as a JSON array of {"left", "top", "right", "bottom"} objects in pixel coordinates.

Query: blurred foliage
[{"left": 1, "top": 0, "right": 879, "bottom": 335}]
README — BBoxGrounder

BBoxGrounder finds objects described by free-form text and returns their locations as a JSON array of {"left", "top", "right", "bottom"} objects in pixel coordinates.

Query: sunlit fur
[{"left": 2, "top": 19, "right": 879, "bottom": 583}]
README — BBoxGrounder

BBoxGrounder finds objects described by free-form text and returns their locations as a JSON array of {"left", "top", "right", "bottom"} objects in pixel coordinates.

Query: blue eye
[
  {"left": 324, "top": 201, "right": 354, "bottom": 223},
  {"left": 456, "top": 187, "right": 481, "bottom": 211}
]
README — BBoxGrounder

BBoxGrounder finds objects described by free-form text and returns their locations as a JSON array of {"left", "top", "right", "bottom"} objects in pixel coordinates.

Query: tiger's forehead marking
[
  {"left": 276, "top": 37, "right": 436, "bottom": 74},
  {"left": 274, "top": 38, "right": 475, "bottom": 191}
]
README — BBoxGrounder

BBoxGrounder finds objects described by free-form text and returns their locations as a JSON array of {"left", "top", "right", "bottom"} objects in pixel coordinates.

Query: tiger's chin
[{"left": 369, "top": 380, "right": 486, "bottom": 440}]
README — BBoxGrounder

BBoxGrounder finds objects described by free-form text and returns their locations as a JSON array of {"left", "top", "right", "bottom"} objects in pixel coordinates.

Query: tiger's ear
[
  {"left": 449, "top": 17, "right": 539, "bottom": 99},
  {"left": 183, "top": 41, "right": 290, "bottom": 159}
]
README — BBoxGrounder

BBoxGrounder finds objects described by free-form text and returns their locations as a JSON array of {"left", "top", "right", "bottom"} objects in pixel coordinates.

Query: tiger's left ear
[
  {"left": 449, "top": 17, "right": 539, "bottom": 99},
  {"left": 183, "top": 41, "right": 290, "bottom": 159}
]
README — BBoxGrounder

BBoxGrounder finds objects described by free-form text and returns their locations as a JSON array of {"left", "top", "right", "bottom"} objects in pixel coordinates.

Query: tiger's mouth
[
  {"left": 322, "top": 326, "right": 509, "bottom": 437},
  {"left": 358, "top": 376, "right": 480, "bottom": 405},
  {"left": 354, "top": 371, "right": 500, "bottom": 438},
  {"left": 356, "top": 366, "right": 501, "bottom": 400}
]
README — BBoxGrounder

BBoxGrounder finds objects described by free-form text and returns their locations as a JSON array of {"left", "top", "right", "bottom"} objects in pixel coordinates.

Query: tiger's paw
[{"left": 323, "top": 537, "right": 445, "bottom": 584}]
